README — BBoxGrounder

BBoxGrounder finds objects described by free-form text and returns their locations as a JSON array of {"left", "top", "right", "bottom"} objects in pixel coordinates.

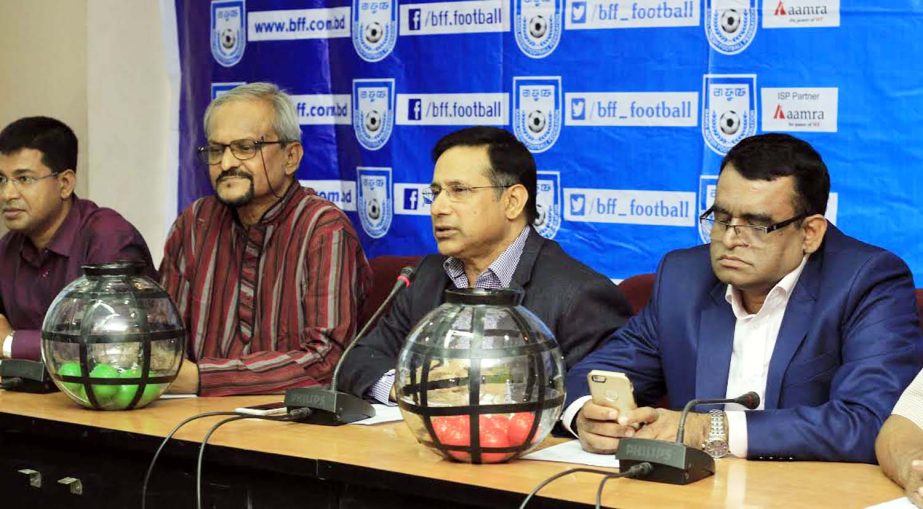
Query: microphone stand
[
  {"left": 615, "top": 392, "right": 760, "bottom": 485},
  {"left": 284, "top": 267, "right": 415, "bottom": 425}
]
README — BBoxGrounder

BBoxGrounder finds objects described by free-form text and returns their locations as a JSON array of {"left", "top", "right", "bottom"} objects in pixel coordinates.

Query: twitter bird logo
[
  {"left": 570, "top": 194, "right": 586, "bottom": 216},
  {"left": 571, "top": 1, "right": 587, "bottom": 23},
  {"left": 571, "top": 98, "right": 586, "bottom": 120}
]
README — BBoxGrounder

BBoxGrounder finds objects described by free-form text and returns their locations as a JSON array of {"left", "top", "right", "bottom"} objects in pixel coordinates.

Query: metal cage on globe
[
  {"left": 41, "top": 262, "right": 185, "bottom": 410},
  {"left": 396, "top": 288, "right": 565, "bottom": 464}
]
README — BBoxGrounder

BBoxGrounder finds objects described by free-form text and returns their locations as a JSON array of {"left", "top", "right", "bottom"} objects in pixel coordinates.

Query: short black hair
[
  {"left": 432, "top": 127, "right": 537, "bottom": 223},
  {"left": 0, "top": 116, "right": 78, "bottom": 174},
  {"left": 720, "top": 133, "right": 829, "bottom": 216}
]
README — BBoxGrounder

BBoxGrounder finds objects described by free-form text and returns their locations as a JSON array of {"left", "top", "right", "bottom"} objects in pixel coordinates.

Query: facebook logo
[
  {"left": 408, "top": 98, "right": 423, "bottom": 121},
  {"left": 570, "top": 193, "right": 587, "bottom": 216},
  {"left": 571, "top": 98, "right": 586, "bottom": 120},
  {"left": 409, "top": 8, "right": 422, "bottom": 30},
  {"left": 571, "top": 1, "right": 587, "bottom": 23},
  {"left": 404, "top": 188, "right": 420, "bottom": 210}
]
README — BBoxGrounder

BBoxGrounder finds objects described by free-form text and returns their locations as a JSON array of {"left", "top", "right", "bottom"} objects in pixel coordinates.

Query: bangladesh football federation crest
[
  {"left": 352, "top": 0, "right": 398, "bottom": 62},
  {"left": 352, "top": 79, "right": 395, "bottom": 151},
  {"left": 357, "top": 167, "right": 393, "bottom": 239},
  {"left": 702, "top": 74, "right": 757, "bottom": 155},
  {"left": 705, "top": 0, "right": 757, "bottom": 55},
  {"left": 534, "top": 171, "right": 562, "bottom": 238},
  {"left": 698, "top": 174, "right": 719, "bottom": 244},
  {"left": 211, "top": 0, "right": 246, "bottom": 67},
  {"left": 513, "top": 76, "right": 562, "bottom": 153},
  {"left": 514, "top": 0, "right": 564, "bottom": 59}
]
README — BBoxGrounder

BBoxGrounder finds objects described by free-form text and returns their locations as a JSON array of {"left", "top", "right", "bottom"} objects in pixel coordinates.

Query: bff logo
[
  {"left": 352, "top": 0, "right": 399, "bottom": 62},
  {"left": 352, "top": 79, "right": 396, "bottom": 151},
  {"left": 702, "top": 74, "right": 757, "bottom": 155},
  {"left": 514, "top": 0, "right": 564, "bottom": 58},
  {"left": 705, "top": 0, "right": 758, "bottom": 55},
  {"left": 534, "top": 171, "right": 563, "bottom": 238},
  {"left": 513, "top": 76, "right": 563, "bottom": 153},
  {"left": 210, "top": 0, "right": 246, "bottom": 67},
  {"left": 357, "top": 167, "right": 393, "bottom": 238}
]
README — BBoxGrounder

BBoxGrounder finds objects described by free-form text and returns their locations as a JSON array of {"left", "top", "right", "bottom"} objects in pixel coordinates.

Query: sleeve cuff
[
  {"left": 368, "top": 369, "right": 397, "bottom": 406},
  {"left": 2, "top": 332, "right": 13, "bottom": 358},
  {"left": 561, "top": 395, "right": 593, "bottom": 437},
  {"left": 726, "top": 410, "right": 748, "bottom": 458}
]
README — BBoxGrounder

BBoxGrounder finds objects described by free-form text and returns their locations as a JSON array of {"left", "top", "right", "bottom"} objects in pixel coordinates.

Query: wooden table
[{"left": 0, "top": 390, "right": 904, "bottom": 508}]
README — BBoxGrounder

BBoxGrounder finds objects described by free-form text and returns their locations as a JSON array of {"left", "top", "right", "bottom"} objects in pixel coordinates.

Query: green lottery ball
[
  {"left": 57, "top": 362, "right": 84, "bottom": 394},
  {"left": 112, "top": 369, "right": 163, "bottom": 409},
  {"left": 88, "top": 364, "right": 120, "bottom": 402}
]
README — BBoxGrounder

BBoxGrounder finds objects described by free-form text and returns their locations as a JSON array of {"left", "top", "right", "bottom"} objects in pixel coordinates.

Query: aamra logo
[
  {"left": 513, "top": 76, "right": 563, "bottom": 153},
  {"left": 357, "top": 167, "right": 393, "bottom": 238},
  {"left": 352, "top": 79, "right": 396, "bottom": 151},
  {"left": 211, "top": 0, "right": 246, "bottom": 67},
  {"left": 514, "top": 0, "right": 564, "bottom": 59},
  {"left": 352, "top": 0, "right": 399, "bottom": 62},
  {"left": 697, "top": 174, "right": 718, "bottom": 244},
  {"left": 705, "top": 0, "right": 757, "bottom": 55},
  {"left": 702, "top": 74, "right": 757, "bottom": 155},
  {"left": 534, "top": 171, "right": 563, "bottom": 238}
]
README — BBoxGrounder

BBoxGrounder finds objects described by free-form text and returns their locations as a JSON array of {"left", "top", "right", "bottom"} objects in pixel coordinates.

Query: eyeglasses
[
  {"left": 699, "top": 208, "right": 807, "bottom": 244},
  {"left": 422, "top": 184, "right": 512, "bottom": 203},
  {"left": 195, "top": 138, "right": 286, "bottom": 165},
  {"left": 0, "top": 173, "right": 59, "bottom": 190}
]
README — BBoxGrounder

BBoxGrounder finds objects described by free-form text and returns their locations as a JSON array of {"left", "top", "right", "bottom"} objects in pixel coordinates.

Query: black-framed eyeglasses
[
  {"left": 421, "top": 184, "right": 512, "bottom": 202},
  {"left": 0, "top": 172, "right": 59, "bottom": 190},
  {"left": 699, "top": 207, "right": 807, "bottom": 244},
  {"left": 195, "top": 138, "right": 287, "bottom": 165}
]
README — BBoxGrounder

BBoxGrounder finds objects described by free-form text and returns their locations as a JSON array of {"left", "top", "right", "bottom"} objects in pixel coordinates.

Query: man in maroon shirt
[
  {"left": 0, "top": 116, "right": 155, "bottom": 361},
  {"left": 160, "top": 83, "right": 371, "bottom": 396}
]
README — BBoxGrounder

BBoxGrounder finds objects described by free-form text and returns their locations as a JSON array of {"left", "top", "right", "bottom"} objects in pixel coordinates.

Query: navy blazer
[
  {"left": 340, "top": 227, "right": 633, "bottom": 398},
  {"left": 566, "top": 225, "right": 923, "bottom": 463}
]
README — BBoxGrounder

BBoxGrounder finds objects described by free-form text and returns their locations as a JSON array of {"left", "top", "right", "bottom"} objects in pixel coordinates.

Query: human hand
[
  {"left": 576, "top": 400, "right": 637, "bottom": 454},
  {"left": 0, "top": 314, "right": 10, "bottom": 358},
  {"left": 904, "top": 459, "right": 923, "bottom": 507},
  {"left": 624, "top": 407, "right": 713, "bottom": 448}
]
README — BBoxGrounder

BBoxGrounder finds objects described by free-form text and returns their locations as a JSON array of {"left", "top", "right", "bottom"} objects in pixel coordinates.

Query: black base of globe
[
  {"left": 284, "top": 387, "right": 376, "bottom": 425},
  {"left": 0, "top": 359, "right": 59, "bottom": 393},
  {"left": 616, "top": 437, "right": 715, "bottom": 485}
]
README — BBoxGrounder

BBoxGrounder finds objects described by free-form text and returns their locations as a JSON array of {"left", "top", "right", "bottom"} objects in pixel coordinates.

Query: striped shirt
[{"left": 160, "top": 182, "right": 372, "bottom": 397}]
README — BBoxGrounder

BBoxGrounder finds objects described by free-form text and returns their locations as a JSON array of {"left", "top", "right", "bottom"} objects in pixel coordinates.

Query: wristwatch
[{"left": 702, "top": 409, "right": 729, "bottom": 459}]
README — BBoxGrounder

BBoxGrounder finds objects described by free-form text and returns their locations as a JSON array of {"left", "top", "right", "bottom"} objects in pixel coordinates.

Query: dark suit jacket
[
  {"left": 340, "top": 228, "right": 633, "bottom": 398},
  {"left": 565, "top": 225, "right": 923, "bottom": 463}
]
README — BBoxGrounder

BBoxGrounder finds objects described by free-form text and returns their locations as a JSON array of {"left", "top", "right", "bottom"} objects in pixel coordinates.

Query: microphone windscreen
[
  {"left": 736, "top": 391, "right": 761, "bottom": 409},
  {"left": 397, "top": 266, "right": 416, "bottom": 287}
]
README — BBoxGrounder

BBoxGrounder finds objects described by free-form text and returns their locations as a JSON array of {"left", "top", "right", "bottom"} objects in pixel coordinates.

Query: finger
[
  {"left": 579, "top": 415, "right": 636, "bottom": 439},
  {"left": 581, "top": 401, "right": 620, "bottom": 421},
  {"left": 913, "top": 460, "right": 923, "bottom": 472},
  {"left": 579, "top": 430, "right": 622, "bottom": 454},
  {"left": 620, "top": 407, "right": 659, "bottom": 426}
]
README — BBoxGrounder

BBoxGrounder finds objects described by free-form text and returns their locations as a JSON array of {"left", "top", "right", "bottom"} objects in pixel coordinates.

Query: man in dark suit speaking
[
  {"left": 564, "top": 133, "right": 922, "bottom": 463},
  {"left": 339, "top": 127, "right": 632, "bottom": 402}
]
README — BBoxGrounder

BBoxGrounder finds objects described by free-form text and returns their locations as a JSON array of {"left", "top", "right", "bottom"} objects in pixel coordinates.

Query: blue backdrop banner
[{"left": 174, "top": 0, "right": 923, "bottom": 283}]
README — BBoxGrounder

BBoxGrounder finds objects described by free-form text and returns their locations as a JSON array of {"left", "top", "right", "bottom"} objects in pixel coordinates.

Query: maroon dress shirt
[{"left": 0, "top": 197, "right": 156, "bottom": 360}]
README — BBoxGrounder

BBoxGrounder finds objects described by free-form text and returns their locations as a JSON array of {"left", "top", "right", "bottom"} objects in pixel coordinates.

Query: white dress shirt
[
  {"left": 563, "top": 256, "right": 809, "bottom": 458},
  {"left": 893, "top": 368, "right": 923, "bottom": 429}
]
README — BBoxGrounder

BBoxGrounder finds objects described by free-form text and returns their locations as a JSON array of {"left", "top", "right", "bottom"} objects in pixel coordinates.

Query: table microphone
[
  {"left": 615, "top": 391, "right": 760, "bottom": 485},
  {"left": 284, "top": 266, "right": 415, "bottom": 425}
]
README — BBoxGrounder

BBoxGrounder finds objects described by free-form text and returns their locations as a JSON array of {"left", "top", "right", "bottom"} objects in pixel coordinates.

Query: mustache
[{"left": 217, "top": 169, "right": 253, "bottom": 181}]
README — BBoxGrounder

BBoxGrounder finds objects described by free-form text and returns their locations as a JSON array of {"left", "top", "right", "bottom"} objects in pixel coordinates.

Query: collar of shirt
[
  {"left": 443, "top": 226, "right": 531, "bottom": 289},
  {"left": 20, "top": 196, "right": 81, "bottom": 266},
  {"left": 725, "top": 255, "right": 809, "bottom": 319}
]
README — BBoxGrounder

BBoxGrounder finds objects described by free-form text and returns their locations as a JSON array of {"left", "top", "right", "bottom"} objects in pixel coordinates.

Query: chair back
[{"left": 359, "top": 255, "right": 423, "bottom": 329}]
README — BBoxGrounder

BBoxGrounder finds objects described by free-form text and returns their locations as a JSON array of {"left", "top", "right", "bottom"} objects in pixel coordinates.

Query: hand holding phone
[{"left": 587, "top": 370, "right": 637, "bottom": 416}]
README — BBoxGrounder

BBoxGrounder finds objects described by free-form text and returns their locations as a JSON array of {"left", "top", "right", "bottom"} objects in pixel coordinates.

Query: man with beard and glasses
[
  {"left": 160, "top": 83, "right": 372, "bottom": 396},
  {"left": 0, "top": 116, "right": 155, "bottom": 362}
]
